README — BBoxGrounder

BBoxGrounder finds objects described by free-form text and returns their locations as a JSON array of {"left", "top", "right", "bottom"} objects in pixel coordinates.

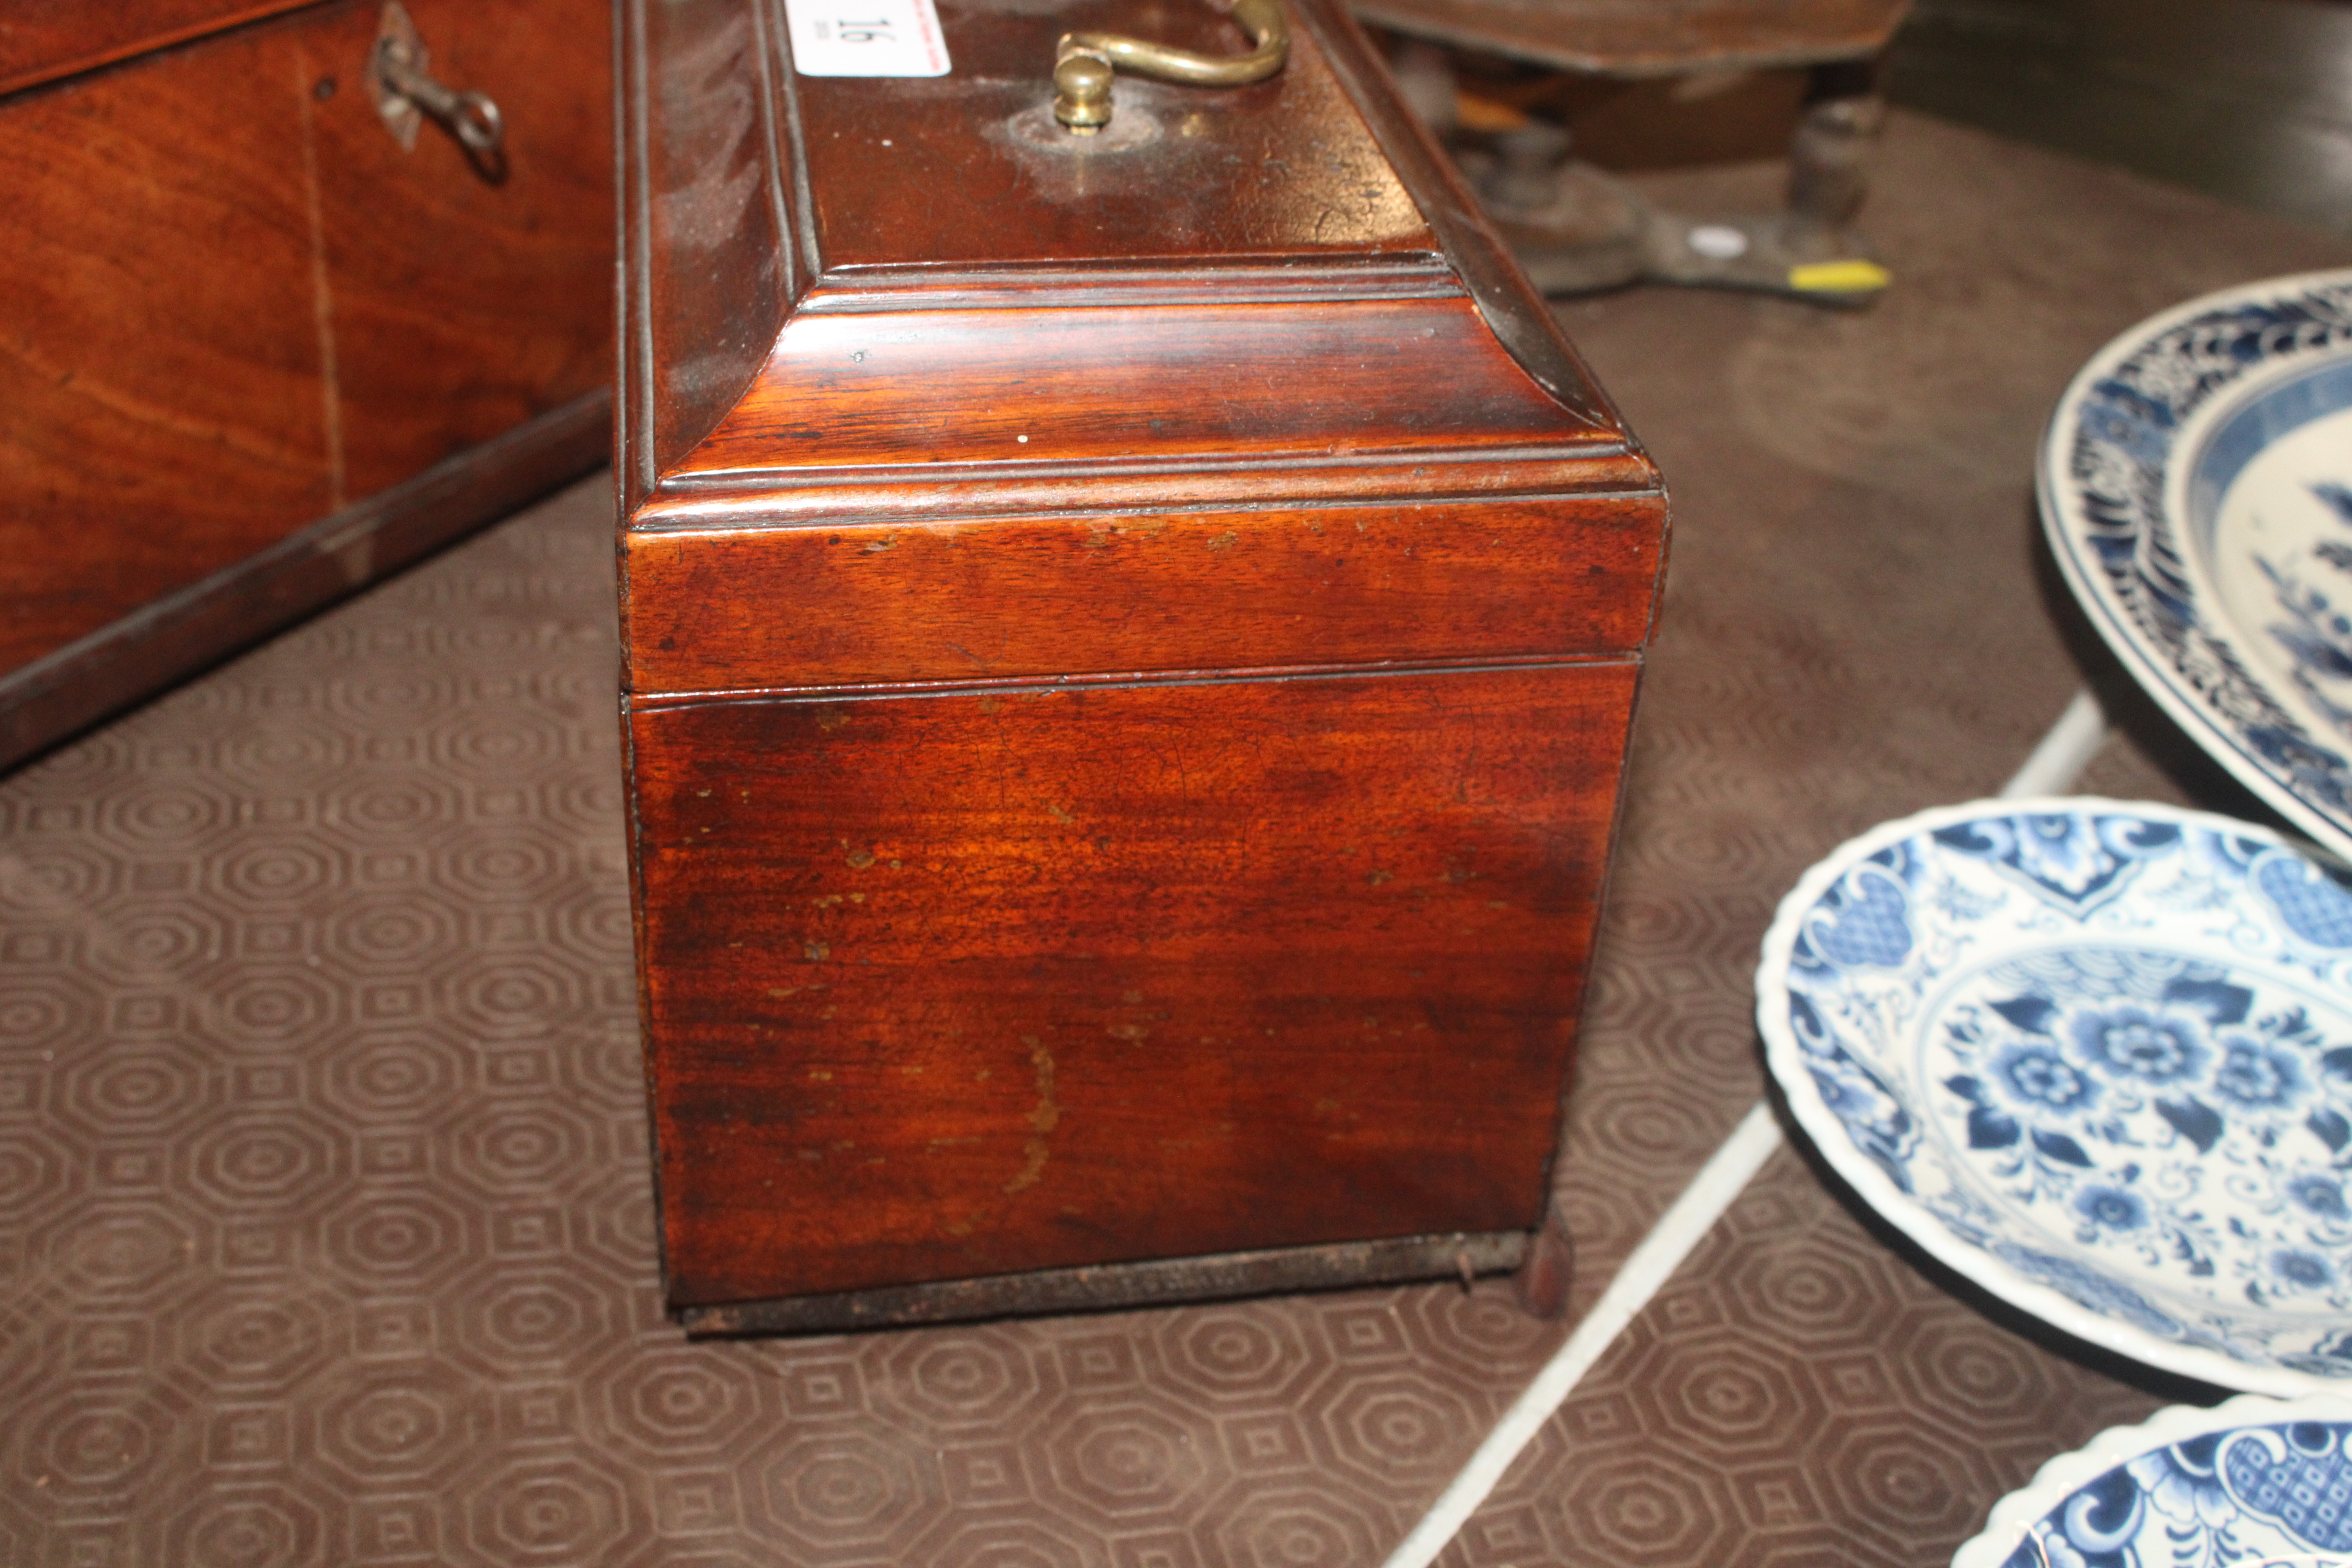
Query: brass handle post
[{"left": 1052, "top": 0, "right": 1289, "bottom": 134}]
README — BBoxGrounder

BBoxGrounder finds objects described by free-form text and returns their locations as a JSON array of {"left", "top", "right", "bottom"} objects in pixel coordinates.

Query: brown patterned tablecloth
[{"left": 3, "top": 113, "right": 2349, "bottom": 1567}]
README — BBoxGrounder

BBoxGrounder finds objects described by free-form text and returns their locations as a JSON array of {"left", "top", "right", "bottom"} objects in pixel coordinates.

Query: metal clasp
[
  {"left": 1052, "top": 0, "right": 1290, "bottom": 134},
  {"left": 368, "top": 1, "right": 508, "bottom": 184}
]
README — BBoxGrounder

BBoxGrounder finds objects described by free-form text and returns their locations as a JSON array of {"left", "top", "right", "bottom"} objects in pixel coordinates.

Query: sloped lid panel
[{"left": 791, "top": 0, "right": 1443, "bottom": 271}]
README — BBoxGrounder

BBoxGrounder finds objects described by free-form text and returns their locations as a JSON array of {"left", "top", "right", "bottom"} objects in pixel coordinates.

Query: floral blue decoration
[
  {"left": 1956, "top": 1399, "right": 2352, "bottom": 1568},
  {"left": 1762, "top": 799, "right": 2352, "bottom": 1394},
  {"left": 2045, "top": 272, "right": 2352, "bottom": 851},
  {"left": 1931, "top": 813, "right": 2180, "bottom": 915}
]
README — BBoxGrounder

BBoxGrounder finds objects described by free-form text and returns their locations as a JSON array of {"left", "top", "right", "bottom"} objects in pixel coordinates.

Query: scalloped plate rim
[
  {"left": 1949, "top": 1391, "right": 2352, "bottom": 1568},
  {"left": 1756, "top": 793, "right": 2350, "bottom": 1399},
  {"left": 2038, "top": 267, "right": 2352, "bottom": 862}
]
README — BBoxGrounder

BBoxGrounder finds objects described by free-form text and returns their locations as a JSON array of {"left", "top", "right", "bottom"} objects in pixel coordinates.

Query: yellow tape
[
  {"left": 1788, "top": 259, "right": 1892, "bottom": 293},
  {"left": 1452, "top": 91, "right": 1528, "bottom": 134}
]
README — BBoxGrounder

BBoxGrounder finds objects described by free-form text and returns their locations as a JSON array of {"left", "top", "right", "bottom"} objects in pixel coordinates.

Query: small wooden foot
[{"left": 1513, "top": 1208, "right": 1574, "bottom": 1319}]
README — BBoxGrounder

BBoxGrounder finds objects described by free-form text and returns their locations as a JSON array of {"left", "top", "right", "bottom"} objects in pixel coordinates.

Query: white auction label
[{"left": 784, "top": 0, "right": 952, "bottom": 76}]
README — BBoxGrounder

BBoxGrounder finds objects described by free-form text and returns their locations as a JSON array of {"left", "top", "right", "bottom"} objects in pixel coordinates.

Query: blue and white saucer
[
  {"left": 1758, "top": 798, "right": 2352, "bottom": 1395},
  {"left": 1952, "top": 1394, "right": 2352, "bottom": 1568},
  {"left": 2042, "top": 269, "right": 2352, "bottom": 862}
]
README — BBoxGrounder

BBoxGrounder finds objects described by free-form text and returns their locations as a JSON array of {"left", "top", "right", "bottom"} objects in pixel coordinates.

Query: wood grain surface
[
  {"left": 624, "top": 0, "right": 790, "bottom": 487},
  {"left": 626, "top": 495, "right": 1665, "bottom": 695},
  {"left": 618, "top": 0, "right": 1626, "bottom": 515},
  {"left": 631, "top": 664, "right": 1640, "bottom": 1305},
  {"left": 792, "top": 0, "right": 1436, "bottom": 270},
  {"left": 0, "top": 392, "right": 609, "bottom": 774},
  {"left": 619, "top": 0, "right": 1666, "bottom": 1318},
  {"left": 0, "top": 0, "right": 318, "bottom": 95},
  {"left": 310, "top": 0, "right": 612, "bottom": 500},
  {"left": 673, "top": 298, "right": 1617, "bottom": 483},
  {"left": 2, "top": 17, "right": 338, "bottom": 675},
  {"left": 0, "top": 0, "right": 610, "bottom": 755}
]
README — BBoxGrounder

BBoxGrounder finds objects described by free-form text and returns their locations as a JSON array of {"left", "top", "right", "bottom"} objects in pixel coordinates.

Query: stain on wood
[{"left": 619, "top": 0, "right": 1669, "bottom": 1325}]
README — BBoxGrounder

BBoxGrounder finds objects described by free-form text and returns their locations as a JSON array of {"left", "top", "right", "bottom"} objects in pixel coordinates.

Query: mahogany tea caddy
[{"left": 616, "top": 0, "right": 1667, "bottom": 1332}]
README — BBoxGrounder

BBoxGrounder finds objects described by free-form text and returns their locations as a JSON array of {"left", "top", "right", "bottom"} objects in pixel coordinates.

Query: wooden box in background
[
  {"left": 0, "top": 0, "right": 612, "bottom": 768},
  {"left": 617, "top": 0, "right": 1668, "bottom": 1331}
]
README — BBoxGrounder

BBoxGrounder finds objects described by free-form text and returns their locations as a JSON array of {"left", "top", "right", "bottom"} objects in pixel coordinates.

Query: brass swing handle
[{"left": 1051, "top": 0, "right": 1289, "bottom": 134}]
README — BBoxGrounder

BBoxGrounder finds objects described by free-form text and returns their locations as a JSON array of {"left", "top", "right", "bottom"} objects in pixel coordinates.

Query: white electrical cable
[
  {"left": 1377, "top": 1103, "right": 1785, "bottom": 1568},
  {"left": 1376, "top": 686, "right": 2109, "bottom": 1568},
  {"left": 1996, "top": 688, "right": 2108, "bottom": 801}
]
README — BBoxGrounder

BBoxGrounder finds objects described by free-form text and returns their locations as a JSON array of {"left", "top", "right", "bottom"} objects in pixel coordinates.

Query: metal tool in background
[{"left": 1387, "top": 38, "right": 1895, "bottom": 307}]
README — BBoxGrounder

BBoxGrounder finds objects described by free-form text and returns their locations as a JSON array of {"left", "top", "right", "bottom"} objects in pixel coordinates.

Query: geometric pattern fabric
[{"left": 4, "top": 113, "right": 2348, "bottom": 1567}]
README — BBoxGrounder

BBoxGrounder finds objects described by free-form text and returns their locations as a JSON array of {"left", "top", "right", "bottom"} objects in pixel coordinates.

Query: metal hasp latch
[
  {"left": 368, "top": 0, "right": 508, "bottom": 183},
  {"left": 1051, "top": 0, "right": 1290, "bottom": 134}
]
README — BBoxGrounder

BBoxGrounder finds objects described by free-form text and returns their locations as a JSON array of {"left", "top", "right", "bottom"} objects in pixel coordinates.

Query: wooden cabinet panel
[
  {"left": 618, "top": 0, "right": 1663, "bottom": 1329},
  {"left": 632, "top": 662, "right": 1638, "bottom": 1306},
  {"left": 0, "top": 0, "right": 610, "bottom": 769},
  {"left": 625, "top": 495, "right": 1666, "bottom": 694},
  {"left": 310, "top": 0, "right": 611, "bottom": 498},
  {"left": 0, "top": 20, "right": 336, "bottom": 673}
]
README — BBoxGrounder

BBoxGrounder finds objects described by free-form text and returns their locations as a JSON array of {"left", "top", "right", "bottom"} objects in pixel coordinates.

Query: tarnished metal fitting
[
  {"left": 1049, "top": 0, "right": 1289, "bottom": 133},
  {"left": 1052, "top": 48, "right": 1115, "bottom": 134}
]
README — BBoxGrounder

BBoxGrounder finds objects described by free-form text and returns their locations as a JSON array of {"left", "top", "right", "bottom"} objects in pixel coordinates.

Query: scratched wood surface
[
  {"left": 793, "top": 0, "right": 1434, "bottom": 270},
  {"left": 621, "top": 0, "right": 1667, "bottom": 1320},
  {"left": 625, "top": 496, "right": 1665, "bottom": 695},
  {"left": 634, "top": 666, "right": 1640, "bottom": 1303},
  {"left": 619, "top": 0, "right": 1615, "bottom": 508},
  {"left": 0, "top": 0, "right": 609, "bottom": 760},
  {"left": 670, "top": 299, "right": 1615, "bottom": 483}
]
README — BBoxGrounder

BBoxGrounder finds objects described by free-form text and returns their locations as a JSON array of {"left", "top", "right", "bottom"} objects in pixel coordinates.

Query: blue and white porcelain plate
[
  {"left": 1758, "top": 798, "right": 2352, "bottom": 1395},
  {"left": 1951, "top": 1394, "right": 2352, "bottom": 1568},
  {"left": 2042, "top": 269, "right": 2352, "bottom": 862}
]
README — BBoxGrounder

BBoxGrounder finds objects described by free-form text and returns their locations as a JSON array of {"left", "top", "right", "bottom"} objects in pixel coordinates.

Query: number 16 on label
[{"left": 784, "top": 0, "right": 952, "bottom": 76}]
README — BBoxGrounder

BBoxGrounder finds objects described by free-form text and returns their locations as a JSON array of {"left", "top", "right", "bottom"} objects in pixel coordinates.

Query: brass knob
[
  {"left": 1049, "top": 0, "right": 1289, "bottom": 134},
  {"left": 1053, "top": 49, "right": 1114, "bottom": 134}
]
